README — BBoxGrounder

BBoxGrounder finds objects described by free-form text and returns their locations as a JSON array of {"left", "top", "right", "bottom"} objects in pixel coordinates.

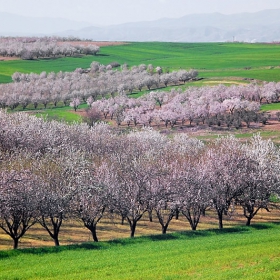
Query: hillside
[
  {"left": 58, "top": 9, "right": 280, "bottom": 42},
  {"left": 1, "top": 9, "right": 280, "bottom": 42}
]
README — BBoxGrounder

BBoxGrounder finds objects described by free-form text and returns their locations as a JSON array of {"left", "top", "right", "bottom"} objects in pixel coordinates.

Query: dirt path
[{"left": 0, "top": 56, "right": 19, "bottom": 61}]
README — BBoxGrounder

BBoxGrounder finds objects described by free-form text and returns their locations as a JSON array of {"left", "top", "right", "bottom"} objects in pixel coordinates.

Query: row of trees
[
  {"left": 0, "top": 63, "right": 197, "bottom": 110},
  {"left": 0, "top": 37, "right": 99, "bottom": 59},
  {"left": 0, "top": 110, "right": 279, "bottom": 249},
  {"left": 86, "top": 83, "right": 277, "bottom": 128}
]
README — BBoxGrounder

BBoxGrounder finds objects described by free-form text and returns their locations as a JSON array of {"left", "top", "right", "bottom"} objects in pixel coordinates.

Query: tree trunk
[
  {"left": 156, "top": 210, "right": 174, "bottom": 235},
  {"left": 148, "top": 210, "right": 153, "bottom": 222},
  {"left": 242, "top": 205, "right": 262, "bottom": 227},
  {"left": 175, "top": 209, "right": 179, "bottom": 220},
  {"left": 130, "top": 221, "right": 137, "bottom": 238},
  {"left": 181, "top": 209, "right": 200, "bottom": 231},
  {"left": 246, "top": 216, "right": 252, "bottom": 226},
  {"left": 85, "top": 223, "right": 99, "bottom": 242},
  {"left": 217, "top": 210, "right": 223, "bottom": 229},
  {"left": 91, "top": 227, "right": 99, "bottom": 242},
  {"left": 40, "top": 216, "right": 62, "bottom": 247},
  {"left": 162, "top": 224, "right": 168, "bottom": 234},
  {"left": 13, "top": 238, "right": 19, "bottom": 250},
  {"left": 54, "top": 236, "right": 60, "bottom": 246}
]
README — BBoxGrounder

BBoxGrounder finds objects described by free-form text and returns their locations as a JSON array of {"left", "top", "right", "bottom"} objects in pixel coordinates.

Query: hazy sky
[{"left": 1, "top": 0, "right": 280, "bottom": 26}]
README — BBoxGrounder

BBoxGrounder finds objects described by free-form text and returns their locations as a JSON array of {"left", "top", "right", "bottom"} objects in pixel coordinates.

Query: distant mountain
[
  {"left": 1, "top": 9, "right": 280, "bottom": 42},
  {"left": 58, "top": 9, "right": 280, "bottom": 42},
  {"left": 0, "top": 12, "right": 91, "bottom": 36}
]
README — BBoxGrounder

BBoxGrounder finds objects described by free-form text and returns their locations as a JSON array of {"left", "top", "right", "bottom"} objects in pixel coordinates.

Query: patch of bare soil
[
  {"left": 261, "top": 111, "right": 280, "bottom": 131},
  {"left": 262, "top": 119, "right": 280, "bottom": 131}
]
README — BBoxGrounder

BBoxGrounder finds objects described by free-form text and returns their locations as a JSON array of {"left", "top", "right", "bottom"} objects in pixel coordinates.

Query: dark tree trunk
[
  {"left": 2, "top": 217, "right": 35, "bottom": 250},
  {"left": 40, "top": 216, "right": 62, "bottom": 246},
  {"left": 54, "top": 236, "right": 60, "bottom": 246},
  {"left": 85, "top": 223, "right": 98, "bottom": 242},
  {"left": 162, "top": 224, "right": 169, "bottom": 234},
  {"left": 242, "top": 204, "right": 262, "bottom": 227},
  {"left": 175, "top": 209, "right": 179, "bottom": 220},
  {"left": 217, "top": 210, "right": 223, "bottom": 229},
  {"left": 127, "top": 215, "right": 143, "bottom": 238},
  {"left": 201, "top": 208, "right": 206, "bottom": 216},
  {"left": 181, "top": 209, "right": 200, "bottom": 231},
  {"left": 91, "top": 227, "right": 98, "bottom": 242},
  {"left": 129, "top": 221, "right": 137, "bottom": 238},
  {"left": 148, "top": 210, "right": 153, "bottom": 222},
  {"left": 13, "top": 238, "right": 19, "bottom": 250},
  {"left": 121, "top": 215, "right": 125, "bottom": 225},
  {"left": 155, "top": 210, "right": 174, "bottom": 235},
  {"left": 246, "top": 217, "right": 252, "bottom": 226},
  {"left": 191, "top": 225, "right": 197, "bottom": 230}
]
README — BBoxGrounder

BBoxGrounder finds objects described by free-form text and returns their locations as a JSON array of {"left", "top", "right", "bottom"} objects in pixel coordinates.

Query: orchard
[{"left": 0, "top": 110, "right": 279, "bottom": 249}]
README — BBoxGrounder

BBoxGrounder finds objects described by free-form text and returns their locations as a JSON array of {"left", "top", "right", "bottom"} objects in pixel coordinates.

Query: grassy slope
[
  {"left": 0, "top": 223, "right": 279, "bottom": 280},
  {"left": 1, "top": 42, "right": 280, "bottom": 83}
]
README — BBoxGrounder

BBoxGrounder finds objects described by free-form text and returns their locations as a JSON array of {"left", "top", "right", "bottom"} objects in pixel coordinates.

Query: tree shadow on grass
[
  {"left": 249, "top": 223, "right": 274, "bottom": 230},
  {"left": 1, "top": 223, "right": 278, "bottom": 258}
]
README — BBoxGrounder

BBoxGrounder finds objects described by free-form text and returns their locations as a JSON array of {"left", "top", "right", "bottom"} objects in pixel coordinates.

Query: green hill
[{"left": 1, "top": 42, "right": 280, "bottom": 83}]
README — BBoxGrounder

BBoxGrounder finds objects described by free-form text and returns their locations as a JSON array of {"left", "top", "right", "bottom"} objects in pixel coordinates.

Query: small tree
[
  {"left": 70, "top": 97, "right": 80, "bottom": 112},
  {"left": 37, "top": 151, "right": 86, "bottom": 246},
  {"left": 83, "top": 107, "right": 102, "bottom": 126},
  {"left": 0, "top": 152, "right": 40, "bottom": 249},
  {"left": 238, "top": 135, "right": 279, "bottom": 226},
  {"left": 73, "top": 172, "right": 107, "bottom": 242},
  {"left": 205, "top": 136, "right": 249, "bottom": 229}
]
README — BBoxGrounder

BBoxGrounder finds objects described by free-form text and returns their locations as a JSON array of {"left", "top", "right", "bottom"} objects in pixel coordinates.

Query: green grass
[
  {"left": 0, "top": 223, "right": 279, "bottom": 279},
  {"left": 7, "top": 102, "right": 88, "bottom": 123},
  {"left": 195, "top": 130, "right": 280, "bottom": 143},
  {"left": 261, "top": 103, "right": 280, "bottom": 111},
  {"left": 1, "top": 42, "right": 280, "bottom": 83},
  {"left": 99, "top": 42, "right": 280, "bottom": 71},
  {"left": 33, "top": 104, "right": 86, "bottom": 123},
  {"left": 0, "top": 55, "right": 101, "bottom": 83}
]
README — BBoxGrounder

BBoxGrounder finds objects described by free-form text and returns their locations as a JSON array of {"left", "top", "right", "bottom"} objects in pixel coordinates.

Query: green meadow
[
  {"left": 1, "top": 42, "right": 280, "bottom": 83},
  {"left": 0, "top": 223, "right": 279, "bottom": 280}
]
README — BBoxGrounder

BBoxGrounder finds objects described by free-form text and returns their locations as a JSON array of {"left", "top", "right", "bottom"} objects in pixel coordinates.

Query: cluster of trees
[
  {"left": 0, "top": 109, "right": 279, "bottom": 249},
  {"left": 0, "top": 63, "right": 197, "bottom": 110},
  {"left": 87, "top": 82, "right": 280, "bottom": 128},
  {"left": 0, "top": 37, "right": 100, "bottom": 60}
]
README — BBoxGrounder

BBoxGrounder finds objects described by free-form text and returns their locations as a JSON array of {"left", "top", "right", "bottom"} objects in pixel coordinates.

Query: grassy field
[
  {"left": 1, "top": 42, "right": 280, "bottom": 83},
  {"left": 0, "top": 223, "right": 279, "bottom": 280},
  {"left": 261, "top": 103, "right": 280, "bottom": 111}
]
